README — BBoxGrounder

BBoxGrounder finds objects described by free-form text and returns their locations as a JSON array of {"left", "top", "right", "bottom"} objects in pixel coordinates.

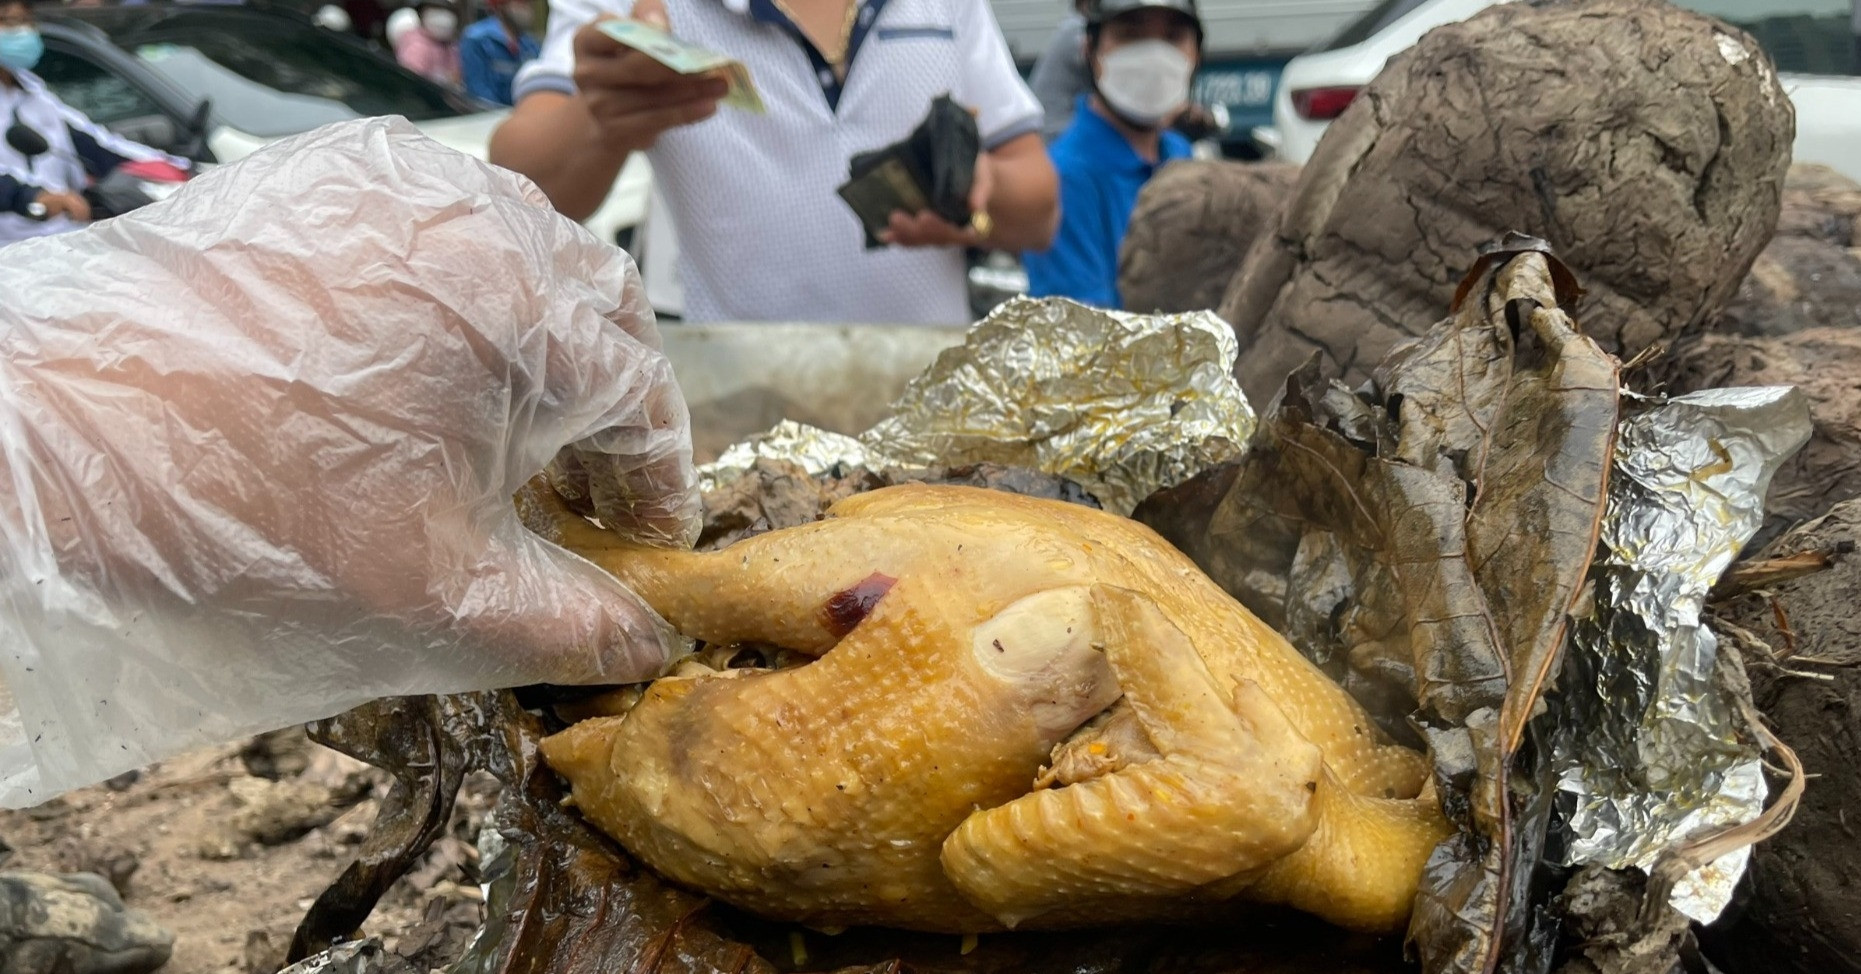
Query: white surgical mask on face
[
  {"left": 1096, "top": 39, "right": 1193, "bottom": 128},
  {"left": 503, "top": 2, "right": 534, "bottom": 28},
  {"left": 420, "top": 7, "right": 458, "bottom": 40}
]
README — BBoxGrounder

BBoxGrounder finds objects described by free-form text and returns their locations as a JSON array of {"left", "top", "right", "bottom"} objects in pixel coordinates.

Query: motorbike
[
  {"left": 6, "top": 99, "right": 209, "bottom": 221},
  {"left": 1173, "top": 101, "right": 1233, "bottom": 159}
]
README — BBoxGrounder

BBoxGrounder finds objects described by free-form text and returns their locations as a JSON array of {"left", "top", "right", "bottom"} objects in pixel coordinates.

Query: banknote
[{"left": 597, "top": 19, "right": 767, "bottom": 115}]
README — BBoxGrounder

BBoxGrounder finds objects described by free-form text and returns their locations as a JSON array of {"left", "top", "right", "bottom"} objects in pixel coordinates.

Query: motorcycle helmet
[{"left": 1084, "top": 0, "right": 1203, "bottom": 45}]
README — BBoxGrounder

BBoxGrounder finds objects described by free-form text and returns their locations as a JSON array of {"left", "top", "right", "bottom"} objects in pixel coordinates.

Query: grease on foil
[
  {"left": 697, "top": 297, "right": 1257, "bottom": 514},
  {"left": 1553, "top": 386, "right": 1812, "bottom": 923}
]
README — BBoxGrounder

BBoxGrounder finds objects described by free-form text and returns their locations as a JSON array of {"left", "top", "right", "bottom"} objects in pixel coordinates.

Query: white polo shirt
[{"left": 514, "top": 0, "right": 1042, "bottom": 325}]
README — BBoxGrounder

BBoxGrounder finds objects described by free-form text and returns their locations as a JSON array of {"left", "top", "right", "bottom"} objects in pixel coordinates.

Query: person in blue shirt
[
  {"left": 1023, "top": 0, "right": 1199, "bottom": 309},
  {"left": 461, "top": 0, "right": 541, "bottom": 106}
]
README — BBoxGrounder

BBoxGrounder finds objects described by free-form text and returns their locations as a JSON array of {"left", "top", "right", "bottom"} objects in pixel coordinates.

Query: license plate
[{"left": 1194, "top": 62, "right": 1284, "bottom": 134}]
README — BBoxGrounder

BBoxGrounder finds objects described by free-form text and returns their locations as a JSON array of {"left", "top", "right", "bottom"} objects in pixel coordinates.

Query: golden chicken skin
[{"left": 537, "top": 485, "right": 1450, "bottom": 935}]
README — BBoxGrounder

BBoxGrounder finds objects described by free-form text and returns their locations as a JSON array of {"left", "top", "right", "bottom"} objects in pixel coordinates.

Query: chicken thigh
[{"left": 538, "top": 485, "right": 1449, "bottom": 934}]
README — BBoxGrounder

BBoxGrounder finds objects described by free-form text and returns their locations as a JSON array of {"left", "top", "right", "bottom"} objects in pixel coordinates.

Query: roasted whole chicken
[{"left": 538, "top": 484, "right": 1450, "bottom": 935}]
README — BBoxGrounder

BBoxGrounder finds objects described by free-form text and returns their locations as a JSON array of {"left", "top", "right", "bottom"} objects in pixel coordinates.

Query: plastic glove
[{"left": 0, "top": 117, "right": 699, "bottom": 808}]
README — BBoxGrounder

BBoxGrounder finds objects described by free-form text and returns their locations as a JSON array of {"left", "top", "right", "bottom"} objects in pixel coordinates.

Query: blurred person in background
[
  {"left": 487, "top": 0, "right": 1058, "bottom": 325},
  {"left": 1027, "top": 0, "right": 1088, "bottom": 141},
  {"left": 387, "top": 3, "right": 421, "bottom": 46},
  {"left": 462, "top": 0, "right": 541, "bottom": 105},
  {"left": 1028, "top": 0, "right": 1217, "bottom": 147},
  {"left": 0, "top": 0, "right": 188, "bottom": 247},
  {"left": 338, "top": 0, "right": 394, "bottom": 45},
  {"left": 315, "top": 4, "right": 356, "bottom": 31},
  {"left": 394, "top": 0, "right": 464, "bottom": 85},
  {"left": 1022, "top": 0, "right": 1198, "bottom": 308}
]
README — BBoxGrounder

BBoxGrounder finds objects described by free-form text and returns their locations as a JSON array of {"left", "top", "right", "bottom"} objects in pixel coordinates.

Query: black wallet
[{"left": 836, "top": 94, "right": 980, "bottom": 249}]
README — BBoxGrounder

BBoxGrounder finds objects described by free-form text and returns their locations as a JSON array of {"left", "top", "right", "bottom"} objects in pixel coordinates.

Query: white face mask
[
  {"left": 420, "top": 7, "right": 458, "bottom": 40},
  {"left": 503, "top": 2, "right": 535, "bottom": 28},
  {"left": 1096, "top": 39, "right": 1193, "bottom": 127}
]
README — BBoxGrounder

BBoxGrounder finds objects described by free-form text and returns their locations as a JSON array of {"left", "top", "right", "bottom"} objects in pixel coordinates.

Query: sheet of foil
[
  {"left": 696, "top": 420, "right": 870, "bottom": 494},
  {"left": 698, "top": 298, "right": 1256, "bottom": 515},
  {"left": 1552, "top": 386, "right": 1812, "bottom": 923},
  {"left": 276, "top": 940, "right": 394, "bottom": 974}
]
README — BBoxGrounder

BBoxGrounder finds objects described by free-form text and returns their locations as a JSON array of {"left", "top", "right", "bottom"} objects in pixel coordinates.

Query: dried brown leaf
[{"left": 1138, "top": 244, "right": 1619, "bottom": 974}]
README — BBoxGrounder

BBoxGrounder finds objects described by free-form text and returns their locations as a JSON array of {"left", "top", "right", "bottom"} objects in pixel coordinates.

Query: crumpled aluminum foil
[
  {"left": 276, "top": 939, "right": 395, "bottom": 974},
  {"left": 697, "top": 297, "right": 1256, "bottom": 515},
  {"left": 697, "top": 421, "right": 870, "bottom": 494},
  {"left": 1552, "top": 386, "right": 1812, "bottom": 923}
]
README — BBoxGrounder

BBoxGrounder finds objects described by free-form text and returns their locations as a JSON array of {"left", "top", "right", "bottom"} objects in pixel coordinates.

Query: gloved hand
[{"left": 0, "top": 117, "right": 699, "bottom": 808}]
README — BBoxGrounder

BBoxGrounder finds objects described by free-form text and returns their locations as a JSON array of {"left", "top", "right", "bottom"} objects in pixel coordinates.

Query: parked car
[
  {"left": 1260, "top": 0, "right": 1861, "bottom": 181},
  {"left": 32, "top": 3, "right": 653, "bottom": 250},
  {"left": 993, "top": 0, "right": 1379, "bottom": 156}
]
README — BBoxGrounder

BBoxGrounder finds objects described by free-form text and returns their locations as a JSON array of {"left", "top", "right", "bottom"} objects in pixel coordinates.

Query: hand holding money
[
  {"left": 597, "top": 19, "right": 765, "bottom": 114},
  {"left": 571, "top": 0, "right": 733, "bottom": 153},
  {"left": 880, "top": 149, "right": 996, "bottom": 249}
]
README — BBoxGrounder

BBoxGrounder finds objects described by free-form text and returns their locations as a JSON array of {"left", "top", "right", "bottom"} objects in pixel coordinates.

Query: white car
[
  {"left": 1261, "top": 0, "right": 1861, "bottom": 182},
  {"left": 37, "top": 3, "right": 651, "bottom": 250}
]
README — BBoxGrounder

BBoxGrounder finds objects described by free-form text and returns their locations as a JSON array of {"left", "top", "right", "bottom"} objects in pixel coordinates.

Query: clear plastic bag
[{"left": 0, "top": 117, "right": 698, "bottom": 807}]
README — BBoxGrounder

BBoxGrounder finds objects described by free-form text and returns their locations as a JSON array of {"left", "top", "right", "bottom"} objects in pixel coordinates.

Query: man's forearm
[
  {"left": 982, "top": 134, "right": 1060, "bottom": 252},
  {"left": 489, "top": 92, "right": 634, "bottom": 222}
]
